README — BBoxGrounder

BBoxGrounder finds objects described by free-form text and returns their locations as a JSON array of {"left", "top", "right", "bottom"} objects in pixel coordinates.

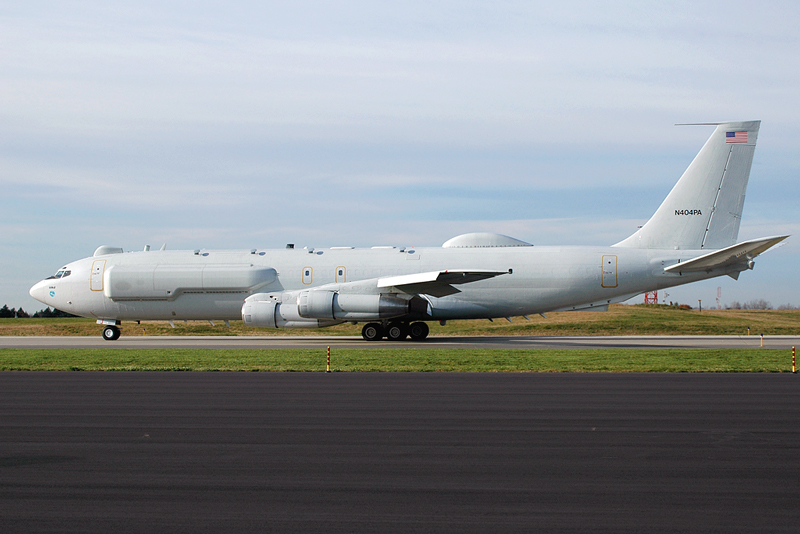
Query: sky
[{"left": 2, "top": 0, "right": 799, "bottom": 313}]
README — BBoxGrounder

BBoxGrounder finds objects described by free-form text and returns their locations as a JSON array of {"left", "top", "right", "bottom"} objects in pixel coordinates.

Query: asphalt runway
[
  {"left": 1, "top": 372, "right": 798, "bottom": 533},
  {"left": 2, "top": 334, "right": 799, "bottom": 349}
]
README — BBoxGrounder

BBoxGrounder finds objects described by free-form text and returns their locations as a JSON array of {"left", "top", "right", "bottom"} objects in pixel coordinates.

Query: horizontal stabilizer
[
  {"left": 664, "top": 235, "right": 789, "bottom": 274},
  {"left": 378, "top": 270, "right": 509, "bottom": 298}
]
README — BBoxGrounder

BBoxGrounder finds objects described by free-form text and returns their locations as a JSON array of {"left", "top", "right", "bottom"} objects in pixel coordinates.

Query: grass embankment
[
  {"left": 3, "top": 306, "right": 797, "bottom": 372},
  {"left": 2, "top": 305, "right": 800, "bottom": 337},
  {"left": 0, "top": 348, "right": 792, "bottom": 372}
]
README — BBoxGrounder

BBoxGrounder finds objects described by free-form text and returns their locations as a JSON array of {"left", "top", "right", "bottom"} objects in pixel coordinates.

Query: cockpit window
[{"left": 46, "top": 269, "right": 72, "bottom": 280}]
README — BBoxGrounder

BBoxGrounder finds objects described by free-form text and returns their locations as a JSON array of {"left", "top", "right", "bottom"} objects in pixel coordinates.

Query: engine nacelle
[
  {"left": 297, "top": 290, "right": 410, "bottom": 320},
  {"left": 241, "top": 293, "right": 341, "bottom": 329}
]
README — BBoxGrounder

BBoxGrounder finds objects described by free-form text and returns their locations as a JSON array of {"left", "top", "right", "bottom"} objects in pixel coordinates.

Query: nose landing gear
[{"left": 102, "top": 325, "right": 121, "bottom": 341}]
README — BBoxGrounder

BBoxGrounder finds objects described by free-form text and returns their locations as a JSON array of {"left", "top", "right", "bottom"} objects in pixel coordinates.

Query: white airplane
[{"left": 30, "top": 121, "right": 788, "bottom": 341}]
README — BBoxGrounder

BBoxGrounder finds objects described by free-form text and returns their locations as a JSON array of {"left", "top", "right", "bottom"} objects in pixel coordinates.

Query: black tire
[
  {"left": 361, "top": 322, "right": 384, "bottom": 341},
  {"left": 386, "top": 322, "right": 408, "bottom": 341},
  {"left": 102, "top": 325, "right": 121, "bottom": 341},
  {"left": 408, "top": 322, "right": 429, "bottom": 341}
]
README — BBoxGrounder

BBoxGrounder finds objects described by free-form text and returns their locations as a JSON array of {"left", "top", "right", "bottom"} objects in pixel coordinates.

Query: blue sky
[{"left": 2, "top": 1, "right": 799, "bottom": 312}]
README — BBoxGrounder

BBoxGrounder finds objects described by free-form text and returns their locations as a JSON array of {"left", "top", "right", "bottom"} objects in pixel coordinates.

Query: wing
[{"left": 377, "top": 269, "right": 510, "bottom": 297}]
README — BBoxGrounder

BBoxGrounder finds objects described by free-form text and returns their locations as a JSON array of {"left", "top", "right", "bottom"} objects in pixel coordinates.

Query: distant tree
[
  {"left": 743, "top": 299, "right": 772, "bottom": 310},
  {"left": 777, "top": 304, "right": 799, "bottom": 310},
  {"left": 32, "top": 307, "right": 78, "bottom": 318},
  {"left": 33, "top": 307, "right": 77, "bottom": 319},
  {"left": 725, "top": 300, "right": 772, "bottom": 310},
  {"left": 0, "top": 305, "right": 15, "bottom": 318},
  {"left": 15, "top": 308, "right": 29, "bottom": 318}
]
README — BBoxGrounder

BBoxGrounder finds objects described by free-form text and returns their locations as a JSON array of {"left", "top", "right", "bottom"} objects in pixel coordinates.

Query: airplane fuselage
[{"left": 30, "top": 244, "right": 719, "bottom": 324}]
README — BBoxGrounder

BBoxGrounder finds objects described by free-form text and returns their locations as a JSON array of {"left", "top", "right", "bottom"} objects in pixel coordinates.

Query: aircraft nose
[{"left": 29, "top": 280, "right": 49, "bottom": 304}]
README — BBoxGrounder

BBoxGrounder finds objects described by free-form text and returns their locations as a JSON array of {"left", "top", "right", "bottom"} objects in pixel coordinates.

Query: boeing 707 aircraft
[{"left": 29, "top": 121, "right": 788, "bottom": 341}]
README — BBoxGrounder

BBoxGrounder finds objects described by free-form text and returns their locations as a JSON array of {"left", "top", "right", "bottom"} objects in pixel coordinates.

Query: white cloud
[{"left": 2, "top": 0, "right": 799, "bottom": 310}]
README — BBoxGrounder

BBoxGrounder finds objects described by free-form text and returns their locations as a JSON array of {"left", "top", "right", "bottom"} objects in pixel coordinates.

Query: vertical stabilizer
[{"left": 615, "top": 121, "right": 760, "bottom": 250}]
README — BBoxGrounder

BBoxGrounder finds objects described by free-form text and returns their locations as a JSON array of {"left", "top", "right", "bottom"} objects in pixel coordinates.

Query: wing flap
[{"left": 664, "top": 235, "right": 789, "bottom": 274}]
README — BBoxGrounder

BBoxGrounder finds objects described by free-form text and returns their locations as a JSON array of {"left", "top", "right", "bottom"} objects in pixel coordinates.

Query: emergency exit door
[
  {"left": 601, "top": 255, "right": 618, "bottom": 288},
  {"left": 91, "top": 260, "right": 106, "bottom": 291}
]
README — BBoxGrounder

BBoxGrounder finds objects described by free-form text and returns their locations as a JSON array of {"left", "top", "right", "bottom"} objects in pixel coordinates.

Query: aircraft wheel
[
  {"left": 408, "top": 321, "right": 429, "bottom": 341},
  {"left": 361, "top": 322, "right": 384, "bottom": 341},
  {"left": 386, "top": 322, "right": 408, "bottom": 341},
  {"left": 102, "top": 325, "right": 121, "bottom": 341}
]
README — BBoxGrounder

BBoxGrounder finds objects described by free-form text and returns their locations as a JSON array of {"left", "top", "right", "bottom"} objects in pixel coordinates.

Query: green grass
[
  {"left": 3, "top": 306, "right": 798, "bottom": 373},
  {"left": 0, "top": 348, "right": 794, "bottom": 372}
]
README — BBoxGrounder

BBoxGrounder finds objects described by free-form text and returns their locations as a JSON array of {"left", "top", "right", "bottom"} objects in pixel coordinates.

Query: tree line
[
  {"left": 2, "top": 301, "right": 796, "bottom": 319},
  {"left": 725, "top": 299, "right": 798, "bottom": 310},
  {"left": 0, "top": 305, "right": 77, "bottom": 318}
]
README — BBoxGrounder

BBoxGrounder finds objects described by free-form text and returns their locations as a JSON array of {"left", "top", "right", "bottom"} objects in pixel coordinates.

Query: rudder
[{"left": 615, "top": 121, "right": 760, "bottom": 250}]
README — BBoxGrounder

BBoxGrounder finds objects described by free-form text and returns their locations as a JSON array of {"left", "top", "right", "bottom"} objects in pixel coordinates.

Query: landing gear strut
[{"left": 102, "top": 325, "right": 121, "bottom": 341}]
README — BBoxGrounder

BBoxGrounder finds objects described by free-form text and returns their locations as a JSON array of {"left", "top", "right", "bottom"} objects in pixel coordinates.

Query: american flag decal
[{"left": 726, "top": 131, "right": 748, "bottom": 143}]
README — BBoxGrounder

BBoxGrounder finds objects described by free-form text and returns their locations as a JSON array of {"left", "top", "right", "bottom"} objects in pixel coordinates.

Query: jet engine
[
  {"left": 241, "top": 293, "right": 341, "bottom": 329},
  {"left": 241, "top": 290, "right": 412, "bottom": 329},
  {"left": 297, "top": 290, "right": 409, "bottom": 321}
]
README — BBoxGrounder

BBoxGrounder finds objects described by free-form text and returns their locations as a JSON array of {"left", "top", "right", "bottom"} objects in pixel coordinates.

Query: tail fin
[{"left": 615, "top": 121, "right": 760, "bottom": 250}]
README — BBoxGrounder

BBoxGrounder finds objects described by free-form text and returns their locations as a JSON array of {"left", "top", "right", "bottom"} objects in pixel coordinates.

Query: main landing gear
[
  {"left": 361, "top": 321, "right": 429, "bottom": 341},
  {"left": 102, "top": 325, "right": 121, "bottom": 341}
]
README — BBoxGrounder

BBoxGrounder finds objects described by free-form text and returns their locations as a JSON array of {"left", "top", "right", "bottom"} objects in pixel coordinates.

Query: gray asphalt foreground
[{"left": 1, "top": 372, "right": 799, "bottom": 533}]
